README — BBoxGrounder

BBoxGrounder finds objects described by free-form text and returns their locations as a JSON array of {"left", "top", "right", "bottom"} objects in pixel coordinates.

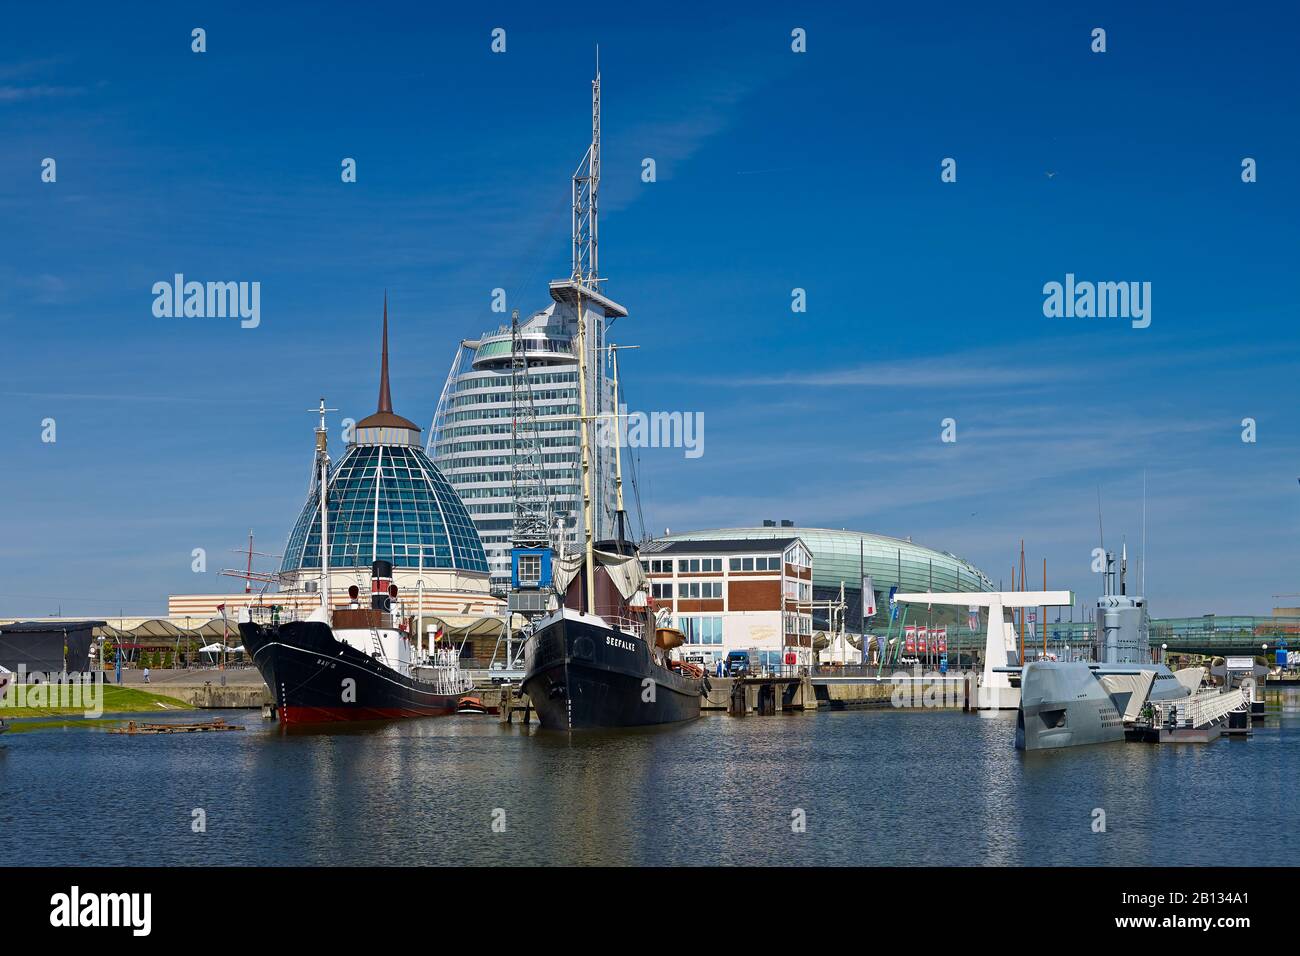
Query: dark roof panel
[
  {"left": 642, "top": 537, "right": 800, "bottom": 556},
  {"left": 0, "top": 620, "right": 106, "bottom": 632}
]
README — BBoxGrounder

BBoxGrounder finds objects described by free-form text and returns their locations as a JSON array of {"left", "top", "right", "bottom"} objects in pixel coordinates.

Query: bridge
[
  {"left": 1035, "top": 615, "right": 1298, "bottom": 658},
  {"left": 860, "top": 615, "right": 1298, "bottom": 660}
]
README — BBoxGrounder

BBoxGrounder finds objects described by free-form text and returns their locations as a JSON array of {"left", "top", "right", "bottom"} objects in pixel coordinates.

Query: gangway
[{"left": 1152, "top": 688, "right": 1246, "bottom": 730}]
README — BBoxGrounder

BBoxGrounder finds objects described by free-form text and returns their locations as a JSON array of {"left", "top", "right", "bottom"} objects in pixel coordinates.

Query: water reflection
[{"left": 2, "top": 697, "right": 1296, "bottom": 866}]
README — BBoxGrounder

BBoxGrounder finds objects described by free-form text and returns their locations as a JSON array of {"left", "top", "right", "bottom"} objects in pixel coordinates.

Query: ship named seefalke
[{"left": 522, "top": 549, "right": 706, "bottom": 730}]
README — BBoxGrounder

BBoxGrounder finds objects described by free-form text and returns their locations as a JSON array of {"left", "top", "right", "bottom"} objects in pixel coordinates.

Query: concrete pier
[
  {"left": 494, "top": 676, "right": 820, "bottom": 721},
  {"left": 155, "top": 682, "right": 271, "bottom": 709},
  {"left": 813, "top": 674, "right": 972, "bottom": 710},
  {"left": 708, "top": 676, "right": 817, "bottom": 714}
]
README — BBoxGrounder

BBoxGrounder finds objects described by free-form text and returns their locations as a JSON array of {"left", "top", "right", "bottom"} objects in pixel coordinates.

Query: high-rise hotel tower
[{"left": 430, "top": 63, "right": 624, "bottom": 592}]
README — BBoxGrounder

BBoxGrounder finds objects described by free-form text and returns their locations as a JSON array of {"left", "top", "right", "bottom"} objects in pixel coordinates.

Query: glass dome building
[
  {"left": 280, "top": 443, "right": 488, "bottom": 577},
  {"left": 280, "top": 299, "right": 490, "bottom": 591}
]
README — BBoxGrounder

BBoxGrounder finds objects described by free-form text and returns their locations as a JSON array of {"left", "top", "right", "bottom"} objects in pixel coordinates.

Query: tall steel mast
[
  {"left": 572, "top": 53, "right": 603, "bottom": 614},
  {"left": 310, "top": 397, "right": 337, "bottom": 609},
  {"left": 572, "top": 50, "right": 600, "bottom": 292}
]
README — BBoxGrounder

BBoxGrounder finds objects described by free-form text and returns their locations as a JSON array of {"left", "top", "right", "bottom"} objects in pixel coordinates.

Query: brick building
[{"left": 639, "top": 537, "right": 814, "bottom": 669}]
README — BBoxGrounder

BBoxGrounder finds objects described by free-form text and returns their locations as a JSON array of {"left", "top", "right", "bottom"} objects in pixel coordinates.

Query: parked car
[{"left": 725, "top": 650, "right": 751, "bottom": 676}]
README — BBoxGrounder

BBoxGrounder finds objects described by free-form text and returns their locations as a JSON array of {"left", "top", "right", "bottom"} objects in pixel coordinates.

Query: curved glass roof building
[
  {"left": 280, "top": 300, "right": 489, "bottom": 582},
  {"left": 658, "top": 525, "right": 994, "bottom": 632},
  {"left": 281, "top": 443, "right": 487, "bottom": 576}
]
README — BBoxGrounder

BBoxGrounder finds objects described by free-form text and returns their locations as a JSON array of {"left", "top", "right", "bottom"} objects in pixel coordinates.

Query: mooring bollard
[{"left": 729, "top": 680, "right": 746, "bottom": 716}]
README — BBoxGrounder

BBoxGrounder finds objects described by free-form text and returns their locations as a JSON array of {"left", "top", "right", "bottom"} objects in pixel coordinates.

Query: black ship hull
[
  {"left": 521, "top": 613, "right": 703, "bottom": 730},
  {"left": 240, "top": 619, "right": 463, "bottom": 725}
]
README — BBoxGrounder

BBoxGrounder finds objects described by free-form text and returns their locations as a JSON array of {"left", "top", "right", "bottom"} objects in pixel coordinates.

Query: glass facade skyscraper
[{"left": 431, "top": 288, "right": 621, "bottom": 592}]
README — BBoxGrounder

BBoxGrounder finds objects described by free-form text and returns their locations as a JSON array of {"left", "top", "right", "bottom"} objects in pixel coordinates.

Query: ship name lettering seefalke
[{"left": 605, "top": 635, "right": 636, "bottom": 652}]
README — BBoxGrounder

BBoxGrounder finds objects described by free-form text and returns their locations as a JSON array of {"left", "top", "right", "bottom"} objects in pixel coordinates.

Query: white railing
[
  {"left": 417, "top": 647, "right": 475, "bottom": 695},
  {"left": 1151, "top": 689, "right": 1245, "bottom": 729},
  {"left": 606, "top": 616, "right": 647, "bottom": 643}
]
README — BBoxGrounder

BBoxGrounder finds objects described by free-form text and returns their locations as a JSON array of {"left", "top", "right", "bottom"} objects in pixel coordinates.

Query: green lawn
[{"left": 1, "top": 683, "right": 193, "bottom": 718}]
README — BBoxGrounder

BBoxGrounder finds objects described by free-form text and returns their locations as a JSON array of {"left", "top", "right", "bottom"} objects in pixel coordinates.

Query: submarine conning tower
[{"left": 1096, "top": 544, "right": 1148, "bottom": 664}]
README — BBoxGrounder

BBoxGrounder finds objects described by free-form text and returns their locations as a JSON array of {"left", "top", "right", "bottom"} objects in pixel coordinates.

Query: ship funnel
[{"left": 371, "top": 560, "right": 395, "bottom": 611}]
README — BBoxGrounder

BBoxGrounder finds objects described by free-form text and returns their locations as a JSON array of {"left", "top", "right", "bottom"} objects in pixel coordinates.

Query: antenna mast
[
  {"left": 1141, "top": 470, "right": 1147, "bottom": 595},
  {"left": 1096, "top": 484, "right": 1105, "bottom": 553},
  {"left": 572, "top": 50, "right": 601, "bottom": 291}
]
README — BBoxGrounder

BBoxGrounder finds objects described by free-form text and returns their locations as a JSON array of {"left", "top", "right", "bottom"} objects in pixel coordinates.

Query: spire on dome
[
  {"left": 378, "top": 291, "right": 393, "bottom": 414},
  {"left": 355, "top": 293, "right": 421, "bottom": 436}
]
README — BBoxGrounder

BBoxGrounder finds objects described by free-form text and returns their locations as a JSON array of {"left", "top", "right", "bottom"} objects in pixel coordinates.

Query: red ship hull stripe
[{"left": 279, "top": 704, "right": 456, "bottom": 724}]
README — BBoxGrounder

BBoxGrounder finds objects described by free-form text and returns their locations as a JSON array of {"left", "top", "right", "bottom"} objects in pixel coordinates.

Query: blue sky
[{"left": 1, "top": 1, "right": 1297, "bottom": 618}]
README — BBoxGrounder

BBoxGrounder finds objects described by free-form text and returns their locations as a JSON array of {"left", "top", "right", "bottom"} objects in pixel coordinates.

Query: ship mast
[
  {"left": 606, "top": 343, "right": 638, "bottom": 551},
  {"left": 311, "top": 397, "right": 337, "bottom": 609},
  {"left": 576, "top": 286, "right": 596, "bottom": 614},
  {"left": 572, "top": 53, "right": 603, "bottom": 614}
]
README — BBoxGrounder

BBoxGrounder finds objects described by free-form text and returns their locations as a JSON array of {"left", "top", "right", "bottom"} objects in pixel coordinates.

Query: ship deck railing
[{"left": 1146, "top": 689, "right": 1247, "bottom": 729}]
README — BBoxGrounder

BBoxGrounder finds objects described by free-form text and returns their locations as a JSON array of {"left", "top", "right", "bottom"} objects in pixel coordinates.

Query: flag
[
  {"left": 968, "top": 605, "right": 979, "bottom": 631},
  {"left": 917, "top": 627, "right": 928, "bottom": 654},
  {"left": 937, "top": 626, "right": 947, "bottom": 652},
  {"left": 904, "top": 626, "right": 916, "bottom": 653},
  {"left": 862, "top": 576, "right": 877, "bottom": 624},
  {"left": 876, "top": 634, "right": 887, "bottom": 659}
]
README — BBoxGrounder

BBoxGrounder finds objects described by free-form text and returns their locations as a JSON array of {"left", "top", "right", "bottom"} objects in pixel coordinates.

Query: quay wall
[
  {"left": 816, "top": 675, "right": 972, "bottom": 710},
  {"left": 160, "top": 683, "right": 272, "bottom": 709}
]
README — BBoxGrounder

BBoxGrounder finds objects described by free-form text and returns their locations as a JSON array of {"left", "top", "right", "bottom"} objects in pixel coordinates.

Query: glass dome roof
[
  {"left": 280, "top": 295, "right": 488, "bottom": 576},
  {"left": 280, "top": 443, "right": 488, "bottom": 575}
]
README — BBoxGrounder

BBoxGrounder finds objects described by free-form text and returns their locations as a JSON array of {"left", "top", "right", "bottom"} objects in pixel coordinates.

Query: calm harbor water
[{"left": 3, "top": 692, "right": 1297, "bottom": 866}]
